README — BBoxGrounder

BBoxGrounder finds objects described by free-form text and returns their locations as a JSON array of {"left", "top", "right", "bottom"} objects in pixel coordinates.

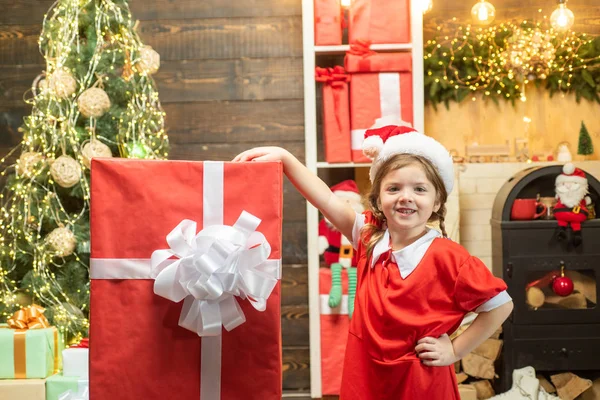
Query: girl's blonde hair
[{"left": 362, "top": 154, "right": 449, "bottom": 259}]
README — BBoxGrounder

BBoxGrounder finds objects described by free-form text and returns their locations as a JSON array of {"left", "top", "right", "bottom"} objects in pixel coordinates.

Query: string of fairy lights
[
  {"left": 423, "top": 2, "right": 600, "bottom": 106},
  {"left": 0, "top": 0, "right": 168, "bottom": 340}
]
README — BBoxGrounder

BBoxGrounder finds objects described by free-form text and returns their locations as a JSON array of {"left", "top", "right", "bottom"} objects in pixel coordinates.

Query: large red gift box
[
  {"left": 89, "top": 159, "right": 283, "bottom": 400},
  {"left": 345, "top": 45, "right": 413, "bottom": 162},
  {"left": 319, "top": 267, "right": 350, "bottom": 395},
  {"left": 349, "top": 0, "right": 411, "bottom": 44},
  {"left": 316, "top": 66, "right": 351, "bottom": 163},
  {"left": 314, "top": 0, "right": 343, "bottom": 45}
]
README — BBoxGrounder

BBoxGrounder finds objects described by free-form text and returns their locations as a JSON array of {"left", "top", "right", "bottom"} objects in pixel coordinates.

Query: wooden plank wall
[
  {"left": 0, "top": 0, "right": 311, "bottom": 397},
  {"left": 423, "top": 0, "right": 600, "bottom": 161}
]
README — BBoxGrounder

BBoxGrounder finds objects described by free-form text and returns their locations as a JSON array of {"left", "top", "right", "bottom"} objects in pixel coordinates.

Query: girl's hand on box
[
  {"left": 232, "top": 147, "right": 289, "bottom": 163},
  {"left": 415, "top": 333, "right": 459, "bottom": 367}
]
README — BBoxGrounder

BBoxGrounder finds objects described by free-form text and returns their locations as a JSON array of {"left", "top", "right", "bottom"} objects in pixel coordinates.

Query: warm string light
[
  {"left": 0, "top": 0, "right": 169, "bottom": 339},
  {"left": 550, "top": 0, "right": 575, "bottom": 32},
  {"left": 471, "top": 0, "right": 496, "bottom": 26},
  {"left": 424, "top": 17, "right": 600, "bottom": 105}
]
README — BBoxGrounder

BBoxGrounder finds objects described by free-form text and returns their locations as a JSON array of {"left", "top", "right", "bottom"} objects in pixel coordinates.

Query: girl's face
[{"left": 378, "top": 163, "right": 440, "bottom": 237}]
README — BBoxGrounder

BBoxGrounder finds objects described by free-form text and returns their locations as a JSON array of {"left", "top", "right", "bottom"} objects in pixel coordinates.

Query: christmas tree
[
  {"left": 0, "top": 0, "right": 169, "bottom": 341},
  {"left": 577, "top": 121, "right": 594, "bottom": 156}
]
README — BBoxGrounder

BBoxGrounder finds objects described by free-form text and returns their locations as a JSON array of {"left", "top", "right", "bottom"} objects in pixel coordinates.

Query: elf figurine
[
  {"left": 318, "top": 180, "right": 364, "bottom": 318},
  {"left": 554, "top": 163, "right": 592, "bottom": 247}
]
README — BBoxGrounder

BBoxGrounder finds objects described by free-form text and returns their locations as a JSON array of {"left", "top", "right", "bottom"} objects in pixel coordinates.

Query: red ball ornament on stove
[{"left": 552, "top": 262, "right": 574, "bottom": 297}]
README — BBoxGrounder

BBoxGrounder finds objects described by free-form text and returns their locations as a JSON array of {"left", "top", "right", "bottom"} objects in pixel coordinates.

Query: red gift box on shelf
[
  {"left": 348, "top": 0, "right": 411, "bottom": 44},
  {"left": 89, "top": 159, "right": 283, "bottom": 400},
  {"left": 316, "top": 66, "right": 351, "bottom": 163},
  {"left": 314, "top": 0, "right": 344, "bottom": 45},
  {"left": 319, "top": 267, "right": 350, "bottom": 396},
  {"left": 345, "top": 42, "right": 413, "bottom": 162}
]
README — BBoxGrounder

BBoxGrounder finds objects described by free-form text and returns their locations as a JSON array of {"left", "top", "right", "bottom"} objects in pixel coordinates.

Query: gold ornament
[
  {"left": 46, "top": 226, "right": 77, "bottom": 257},
  {"left": 16, "top": 151, "right": 44, "bottom": 178},
  {"left": 77, "top": 87, "right": 111, "bottom": 118},
  {"left": 48, "top": 68, "right": 77, "bottom": 98},
  {"left": 137, "top": 45, "right": 160, "bottom": 75},
  {"left": 49, "top": 155, "right": 82, "bottom": 188},
  {"left": 81, "top": 139, "right": 112, "bottom": 168}
]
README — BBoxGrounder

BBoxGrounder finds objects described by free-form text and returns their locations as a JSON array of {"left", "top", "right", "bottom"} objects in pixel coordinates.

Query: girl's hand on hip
[
  {"left": 232, "top": 146, "right": 289, "bottom": 162},
  {"left": 415, "top": 333, "right": 459, "bottom": 367}
]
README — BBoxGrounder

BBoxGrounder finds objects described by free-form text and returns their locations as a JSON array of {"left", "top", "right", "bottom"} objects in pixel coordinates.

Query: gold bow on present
[{"left": 8, "top": 304, "right": 50, "bottom": 330}]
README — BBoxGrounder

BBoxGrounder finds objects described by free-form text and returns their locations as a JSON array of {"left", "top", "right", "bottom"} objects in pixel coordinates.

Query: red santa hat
[
  {"left": 330, "top": 180, "right": 361, "bottom": 203},
  {"left": 556, "top": 163, "right": 587, "bottom": 185},
  {"left": 362, "top": 125, "right": 454, "bottom": 193}
]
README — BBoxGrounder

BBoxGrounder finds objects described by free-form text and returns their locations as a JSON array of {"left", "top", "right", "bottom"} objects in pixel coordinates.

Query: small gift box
[
  {"left": 316, "top": 66, "right": 351, "bottom": 163},
  {"left": 345, "top": 42, "right": 413, "bottom": 162},
  {"left": 319, "top": 267, "right": 350, "bottom": 395},
  {"left": 0, "top": 305, "right": 62, "bottom": 379},
  {"left": 0, "top": 378, "right": 45, "bottom": 399},
  {"left": 89, "top": 159, "right": 283, "bottom": 400},
  {"left": 46, "top": 373, "right": 88, "bottom": 400},
  {"left": 348, "top": 0, "right": 411, "bottom": 44},
  {"left": 62, "top": 339, "right": 88, "bottom": 379},
  {"left": 314, "top": 0, "right": 343, "bottom": 45}
]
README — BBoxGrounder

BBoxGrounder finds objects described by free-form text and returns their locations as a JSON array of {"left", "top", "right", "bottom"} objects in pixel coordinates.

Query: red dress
[{"left": 340, "top": 212, "right": 507, "bottom": 400}]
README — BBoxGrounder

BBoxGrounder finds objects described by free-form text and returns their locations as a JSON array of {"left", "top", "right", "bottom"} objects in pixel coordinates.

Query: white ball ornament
[
  {"left": 16, "top": 151, "right": 44, "bottom": 178},
  {"left": 48, "top": 69, "right": 77, "bottom": 98},
  {"left": 137, "top": 45, "right": 160, "bottom": 75},
  {"left": 49, "top": 155, "right": 82, "bottom": 188},
  {"left": 81, "top": 139, "right": 112, "bottom": 168},
  {"left": 46, "top": 226, "right": 77, "bottom": 257},
  {"left": 77, "top": 87, "right": 111, "bottom": 118}
]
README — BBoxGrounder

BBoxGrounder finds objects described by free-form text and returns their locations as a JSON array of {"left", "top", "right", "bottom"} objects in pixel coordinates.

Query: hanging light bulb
[
  {"left": 341, "top": 0, "right": 351, "bottom": 8},
  {"left": 420, "top": 0, "right": 433, "bottom": 14},
  {"left": 550, "top": 0, "right": 574, "bottom": 32},
  {"left": 471, "top": 0, "right": 496, "bottom": 26}
]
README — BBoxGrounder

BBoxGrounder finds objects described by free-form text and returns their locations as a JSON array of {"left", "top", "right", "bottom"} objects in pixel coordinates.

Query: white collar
[{"left": 370, "top": 228, "right": 441, "bottom": 278}]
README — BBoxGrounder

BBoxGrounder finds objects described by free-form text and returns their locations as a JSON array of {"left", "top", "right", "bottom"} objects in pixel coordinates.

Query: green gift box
[
  {"left": 46, "top": 373, "right": 88, "bottom": 400},
  {"left": 0, "top": 324, "right": 62, "bottom": 379}
]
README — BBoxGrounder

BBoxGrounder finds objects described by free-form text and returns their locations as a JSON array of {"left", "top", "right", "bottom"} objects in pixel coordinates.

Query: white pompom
[
  {"left": 362, "top": 136, "right": 384, "bottom": 160},
  {"left": 563, "top": 163, "right": 575, "bottom": 175}
]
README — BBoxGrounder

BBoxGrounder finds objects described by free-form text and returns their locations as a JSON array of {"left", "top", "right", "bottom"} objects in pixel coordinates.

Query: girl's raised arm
[{"left": 233, "top": 147, "right": 356, "bottom": 239}]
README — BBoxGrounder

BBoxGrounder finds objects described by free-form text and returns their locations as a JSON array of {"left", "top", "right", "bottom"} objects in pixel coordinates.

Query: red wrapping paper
[
  {"left": 349, "top": 0, "right": 411, "bottom": 44},
  {"left": 345, "top": 45, "right": 413, "bottom": 162},
  {"left": 319, "top": 267, "right": 350, "bottom": 395},
  {"left": 314, "top": 0, "right": 343, "bottom": 45},
  {"left": 89, "top": 159, "right": 283, "bottom": 400},
  {"left": 316, "top": 66, "right": 351, "bottom": 163}
]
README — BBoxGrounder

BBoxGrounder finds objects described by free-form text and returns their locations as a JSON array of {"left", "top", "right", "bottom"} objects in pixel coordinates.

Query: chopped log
[
  {"left": 550, "top": 372, "right": 593, "bottom": 400},
  {"left": 472, "top": 338, "right": 503, "bottom": 361},
  {"left": 526, "top": 286, "right": 545, "bottom": 308},
  {"left": 580, "top": 378, "right": 600, "bottom": 400},
  {"left": 537, "top": 374, "right": 556, "bottom": 394},
  {"left": 472, "top": 380, "right": 495, "bottom": 399},
  {"left": 570, "top": 270, "right": 597, "bottom": 304},
  {"left": 456, "top": 372, "right": 469, "bottom": 384},
  {"left": 458, "top": 384, "right": 478, "bottom": 400},
  {"left": 545, "top": 292, "right": 587, "bottom": 309},
  {"left": 462, "top": 353, "right": 495, "bottom": 380}
]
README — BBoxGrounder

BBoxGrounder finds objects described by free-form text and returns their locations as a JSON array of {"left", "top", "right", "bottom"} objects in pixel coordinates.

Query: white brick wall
[{"left": 457, "top": 161, "right": 600, "bottom": 271}]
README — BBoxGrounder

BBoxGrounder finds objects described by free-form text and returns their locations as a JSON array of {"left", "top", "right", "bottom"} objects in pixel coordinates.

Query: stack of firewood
[{"left": 453, "top": 322, "right": 600, "bottom": 400}]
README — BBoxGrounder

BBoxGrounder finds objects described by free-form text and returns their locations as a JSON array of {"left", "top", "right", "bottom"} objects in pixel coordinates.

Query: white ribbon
[
  {"left": 351, "top": 72, "right": 401, "bottom": 150},
  {"left": 150, "top": 212, "right": 279, "bottom": 336},
  {"left": 58, "top": 380, "right": 89, "bottom": 400}
]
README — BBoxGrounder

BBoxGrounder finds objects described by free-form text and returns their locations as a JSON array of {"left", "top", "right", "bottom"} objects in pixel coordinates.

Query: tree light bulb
[{"left": 550, "top": 1, "right": 574, "bottom": 32}]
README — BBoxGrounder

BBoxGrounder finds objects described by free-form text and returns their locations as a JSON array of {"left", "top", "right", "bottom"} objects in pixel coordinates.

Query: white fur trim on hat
[
  {"left": 369, "top": 131, "right": 455, "bottom": 194},
  {"left": 556, "top": 174, "right": 587, "bottom": 185},
  {"left": 362, "top": 135, "right": 384, "bottom": 160}
]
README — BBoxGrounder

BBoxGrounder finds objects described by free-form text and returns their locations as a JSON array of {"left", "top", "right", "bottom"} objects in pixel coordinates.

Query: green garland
[{"left": 424, "top": 20, "right": 600, "bottom": 108}]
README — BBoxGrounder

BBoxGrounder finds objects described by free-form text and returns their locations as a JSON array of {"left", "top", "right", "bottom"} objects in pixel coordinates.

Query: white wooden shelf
[
  {"left": 316, "top": 161, "right": 371, "bottom": 169},
  {"left": 315, "top": 43, "right": 413, "bottom": 54},
  {"left": 302, "top": 1, "right": 424, "bottom": 397}
]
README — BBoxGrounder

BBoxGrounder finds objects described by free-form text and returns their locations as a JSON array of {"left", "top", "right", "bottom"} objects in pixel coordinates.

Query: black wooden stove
[{"left": 491, "top": 165, "right": 600, "bottom": 391}]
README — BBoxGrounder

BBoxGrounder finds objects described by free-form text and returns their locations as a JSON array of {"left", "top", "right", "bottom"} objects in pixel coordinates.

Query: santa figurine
[
  {"left": 554, "top": 163, "right": 592, "bottom": 247},
  {"left": 318, "top": 180, "right": 364, "bottom": 318}
]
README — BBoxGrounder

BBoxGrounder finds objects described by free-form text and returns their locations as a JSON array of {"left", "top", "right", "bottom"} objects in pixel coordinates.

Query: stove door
[{"left": 508, "top": 255, "right": 599, "bottom": 325}]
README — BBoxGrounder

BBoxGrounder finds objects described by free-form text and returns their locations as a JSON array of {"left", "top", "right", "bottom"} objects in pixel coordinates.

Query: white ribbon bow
[{"left": 151, "top": 211, "right": 279, "bottom": 336}]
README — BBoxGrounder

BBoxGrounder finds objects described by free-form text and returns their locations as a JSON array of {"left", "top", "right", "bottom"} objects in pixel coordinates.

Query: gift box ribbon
[
  {"left": 90, "top": 161, "right": 282, "bottom": 400},
  {"left": 316, "top": 66, "right": 350, "bottom": 149},
  {"left": 3, "top": 304, "right": 59, "bottom": 378}
]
